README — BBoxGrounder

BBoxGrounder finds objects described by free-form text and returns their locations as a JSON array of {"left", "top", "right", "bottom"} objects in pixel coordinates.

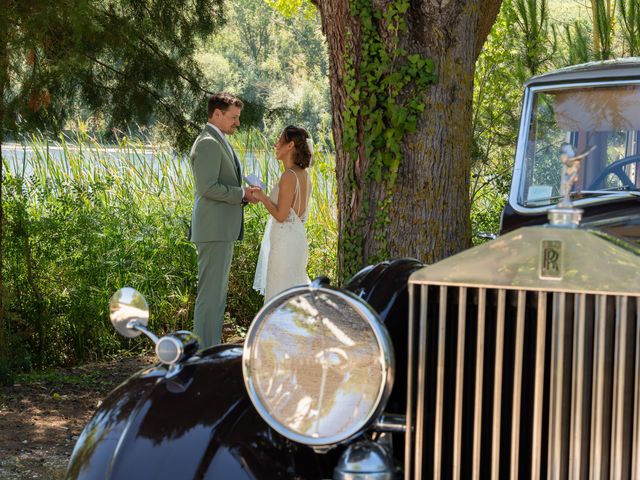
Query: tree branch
[
  {"left": 475, "top": 1, "right": 503, "bottom": 58},
  {"left": 84, "top": 54, "right": 199, "bottom": 132},
  {"left": 93, "top": 6, "right": 214, "bottom": 97}
]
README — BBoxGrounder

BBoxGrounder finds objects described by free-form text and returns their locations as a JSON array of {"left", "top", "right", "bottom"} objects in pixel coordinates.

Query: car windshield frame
[{"left": 509, "top": 79, "right": 640, "bottom": 214}]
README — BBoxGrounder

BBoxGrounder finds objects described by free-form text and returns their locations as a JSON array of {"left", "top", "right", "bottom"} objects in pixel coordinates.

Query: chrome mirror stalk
[{"left": 125, "top": 319, "right": 160, "bottom": 344}]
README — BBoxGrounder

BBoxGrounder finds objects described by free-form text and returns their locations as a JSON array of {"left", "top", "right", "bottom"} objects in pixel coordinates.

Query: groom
[{"left": 189, "top": 92, "right": 259, "bottom": 348}]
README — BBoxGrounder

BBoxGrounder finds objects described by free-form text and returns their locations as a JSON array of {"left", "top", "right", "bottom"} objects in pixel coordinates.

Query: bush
[{"left": 1, "top": 129, "right": 337, "bottom": 378}]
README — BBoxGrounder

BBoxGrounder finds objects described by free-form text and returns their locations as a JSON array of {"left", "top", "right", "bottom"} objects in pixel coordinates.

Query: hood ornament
[{"left": 548, "top": 144, "right": 595, "bottom": 227}]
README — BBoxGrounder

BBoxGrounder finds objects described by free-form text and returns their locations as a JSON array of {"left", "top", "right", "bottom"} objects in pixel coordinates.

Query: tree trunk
[
  {"left": 313, "top": 0, "right": 502, "bottom": 282},
  {"left": 591, "top": 0, "right": 602, "bottom": 55}
]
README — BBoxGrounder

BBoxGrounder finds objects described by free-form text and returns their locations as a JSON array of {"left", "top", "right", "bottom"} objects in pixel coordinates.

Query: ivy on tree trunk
[{"left": 312, "top": 0, "right": 502, "bottom": 283}]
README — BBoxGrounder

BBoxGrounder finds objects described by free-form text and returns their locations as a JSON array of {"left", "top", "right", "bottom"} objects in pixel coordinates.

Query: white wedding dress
[{"left": 253, "top": 169, "right": 311, "bottom": 303}]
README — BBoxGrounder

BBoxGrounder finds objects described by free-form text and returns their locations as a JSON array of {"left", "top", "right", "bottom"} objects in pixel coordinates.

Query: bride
[{"left": 253, "top": 125, "right": 313, "bottom": 302}]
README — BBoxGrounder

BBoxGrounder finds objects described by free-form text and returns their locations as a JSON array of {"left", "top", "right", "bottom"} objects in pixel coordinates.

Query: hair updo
[{"left": 282, "top": 125, "right": 312, "bottom": 169}]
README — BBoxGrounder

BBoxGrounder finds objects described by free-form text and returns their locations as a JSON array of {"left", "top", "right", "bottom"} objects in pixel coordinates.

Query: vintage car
[{"left": 67, "top": 57, "right": 640, "bottom": 479}]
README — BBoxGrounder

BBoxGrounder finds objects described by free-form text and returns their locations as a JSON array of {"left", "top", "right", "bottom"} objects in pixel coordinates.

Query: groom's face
[{"left": 212, "top": 106, "right": 241, "bottom": 135}]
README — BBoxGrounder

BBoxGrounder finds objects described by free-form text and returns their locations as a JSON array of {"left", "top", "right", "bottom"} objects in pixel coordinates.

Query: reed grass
[{"left": 1, "top": 128, "right": 337, "bottom": 378}]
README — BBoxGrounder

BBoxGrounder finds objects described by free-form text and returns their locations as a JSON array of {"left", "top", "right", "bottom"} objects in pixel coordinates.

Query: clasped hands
[{"left": 243, "top": 186, "right": 263, "bottom": 204}]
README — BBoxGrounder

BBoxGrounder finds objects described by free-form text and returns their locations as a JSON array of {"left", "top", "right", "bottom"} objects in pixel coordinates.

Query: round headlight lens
[{"left": 242, "top": 285, "right": 394, "bottom": 446}]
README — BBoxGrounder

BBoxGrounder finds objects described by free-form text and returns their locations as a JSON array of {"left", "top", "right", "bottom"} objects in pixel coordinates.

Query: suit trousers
[{"left": 194, "top": 241, "right": 234, "bottom": 347}]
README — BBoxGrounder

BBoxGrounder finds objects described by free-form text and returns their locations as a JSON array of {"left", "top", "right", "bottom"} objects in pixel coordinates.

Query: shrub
[{"left": 1, "top": 129, "right": 337, "bottom": 378}]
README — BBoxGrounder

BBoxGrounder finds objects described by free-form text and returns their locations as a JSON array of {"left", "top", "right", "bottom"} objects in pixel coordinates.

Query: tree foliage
[
  {"left": 266, "top": 0, "right": 317, "bottom": 19},
  {"left": 0, "top": 0, "right": 226, "bottom": 149},
  {"left": 513, "top": 0, "right": 555, "bottom": 77},
  {"left": 0, "top": 0, "right": 225, "bottom": 380},
  {"left": 617, "top": 0, "right": 640, "bottom": 56},
  {"left": 557, "top": 0, "right": 640, "bottom": 62},
  {"left": 471, "top": 2, "right": 524, "bottom": 238},
  {"left": 200, "top": 0, "right": 329, "bottom": 136}
]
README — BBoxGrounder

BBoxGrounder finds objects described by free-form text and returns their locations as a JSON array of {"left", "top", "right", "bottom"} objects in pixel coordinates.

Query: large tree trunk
[{"left": 313, "top": 0, "right": 502, "bottom": 282}]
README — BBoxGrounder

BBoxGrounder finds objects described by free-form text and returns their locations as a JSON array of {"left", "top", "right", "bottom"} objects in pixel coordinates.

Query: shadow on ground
[{"left": 0, "top": 355, "right": 155, "bottom": 480}]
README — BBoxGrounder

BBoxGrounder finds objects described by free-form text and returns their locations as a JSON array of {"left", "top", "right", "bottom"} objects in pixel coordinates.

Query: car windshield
[{"left": 519, "top": 83, "right": 640, "bottom": 208}]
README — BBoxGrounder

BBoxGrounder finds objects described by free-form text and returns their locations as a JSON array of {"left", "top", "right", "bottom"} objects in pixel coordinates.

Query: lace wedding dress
[{"left": 253, "top": 169, "right": 311, "bottom": 302}]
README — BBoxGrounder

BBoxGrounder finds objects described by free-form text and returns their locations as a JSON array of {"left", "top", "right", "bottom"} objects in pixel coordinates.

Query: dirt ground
[{"left": 0, "top": 355, "right": 156, "bottom": 480}]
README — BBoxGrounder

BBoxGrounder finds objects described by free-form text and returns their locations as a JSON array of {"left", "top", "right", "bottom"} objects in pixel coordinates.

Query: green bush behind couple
[{"left": 0, "top": 126, "right": 336, "bottom": 382}]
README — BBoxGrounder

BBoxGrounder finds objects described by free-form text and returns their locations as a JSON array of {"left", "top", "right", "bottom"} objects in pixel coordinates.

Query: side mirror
[
  {"left": 109, "top": 287, "right": 199, "bottom": 367},
  {"left": 109, "top": 287, "right": 151, "bottom": 338}
]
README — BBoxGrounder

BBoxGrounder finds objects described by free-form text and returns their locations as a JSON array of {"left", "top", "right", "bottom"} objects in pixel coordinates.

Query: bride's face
[{"left": 275, "top": 133, "right": 294, "bottom": 161}]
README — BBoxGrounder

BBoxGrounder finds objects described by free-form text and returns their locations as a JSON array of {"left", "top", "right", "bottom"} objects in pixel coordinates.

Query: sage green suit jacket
[{"left": 189, "top": 124, "right": 244, "bottom": 242}]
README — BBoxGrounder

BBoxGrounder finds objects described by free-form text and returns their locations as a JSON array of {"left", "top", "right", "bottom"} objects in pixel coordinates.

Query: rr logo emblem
[{"left": 540, "top": 240, "right": 563, "bottom": 279}]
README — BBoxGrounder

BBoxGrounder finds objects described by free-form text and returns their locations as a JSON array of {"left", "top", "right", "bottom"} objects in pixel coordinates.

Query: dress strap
[{"left": 288, "top": 169, "right": 302, "bottom": 215}]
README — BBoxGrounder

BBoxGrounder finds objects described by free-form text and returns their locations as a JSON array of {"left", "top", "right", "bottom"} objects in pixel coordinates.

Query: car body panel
[
  {"left": 67, "top": 345, "right": 337, "bottom": 479},
  {"left": 67, "top": 259, "right": 423, "bottom": 480}
]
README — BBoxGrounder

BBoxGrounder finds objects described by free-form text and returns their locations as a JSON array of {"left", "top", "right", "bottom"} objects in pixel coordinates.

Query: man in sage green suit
[{"left": 190, "top": 93, "right": 258, "bottom": 347}]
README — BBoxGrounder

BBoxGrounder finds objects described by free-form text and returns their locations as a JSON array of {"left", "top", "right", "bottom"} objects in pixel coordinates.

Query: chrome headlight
[{"left": 242, "top": 283, "right": 394, "bottom": 446}]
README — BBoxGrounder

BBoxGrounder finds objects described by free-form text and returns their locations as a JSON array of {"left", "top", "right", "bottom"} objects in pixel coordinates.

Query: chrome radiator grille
[{"left": 404, "top": 284, "right": 640, "bottom": 480}]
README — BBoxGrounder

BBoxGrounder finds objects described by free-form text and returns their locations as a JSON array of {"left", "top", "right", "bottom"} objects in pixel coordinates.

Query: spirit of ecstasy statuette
[
  {"left": 548, "top": 143, "right": 595, "bottom": 227},
  {"left": 558, "top": 143, "right": 596, "bottom": 208}
]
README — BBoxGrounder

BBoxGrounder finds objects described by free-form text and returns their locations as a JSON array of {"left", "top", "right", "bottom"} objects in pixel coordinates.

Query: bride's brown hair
[{"left": 282, "top": 125, "right": 312, "bottom": 169}]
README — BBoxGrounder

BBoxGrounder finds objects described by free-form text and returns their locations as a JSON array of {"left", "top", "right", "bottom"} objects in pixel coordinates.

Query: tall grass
[{"left": 0, "top": 128, "right": 337, "bottom": 380}]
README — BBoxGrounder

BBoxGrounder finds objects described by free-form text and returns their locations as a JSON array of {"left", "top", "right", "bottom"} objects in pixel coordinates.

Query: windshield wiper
[
  {"left": 523, "top": 189, "right": 640, "bottom": 207},
  {"left": 578, "top": 189, "right": 640, "bottom": 198}
]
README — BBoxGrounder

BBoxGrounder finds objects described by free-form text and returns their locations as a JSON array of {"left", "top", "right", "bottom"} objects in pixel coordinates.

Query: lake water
[
  {"left": 1, "top": 142, "right": 334, "bottom": 201},
  {"left": 1, "top": 142, "right": 271, "bottom": 180}
]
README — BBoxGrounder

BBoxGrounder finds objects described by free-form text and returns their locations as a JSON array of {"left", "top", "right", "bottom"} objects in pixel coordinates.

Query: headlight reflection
[{"left": 243, "top": 287, "right": 394, "bottom": 446}]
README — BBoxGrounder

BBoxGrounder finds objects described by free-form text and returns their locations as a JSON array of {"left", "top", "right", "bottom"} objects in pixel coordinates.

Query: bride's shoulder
[
  {"left": 280, "top": 169, "right": 300, "bottom": 181},
  {"left": 277, "top": 170, "right": 296, "bottom": 188}
]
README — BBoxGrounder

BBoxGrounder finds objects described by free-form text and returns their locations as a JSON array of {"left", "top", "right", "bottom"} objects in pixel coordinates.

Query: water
[
  {"left": 1, "top": 142, "right": 270, "bottom": 179},
  {"left": 1, "top": 142, "right": 334, "bottom": 202}
]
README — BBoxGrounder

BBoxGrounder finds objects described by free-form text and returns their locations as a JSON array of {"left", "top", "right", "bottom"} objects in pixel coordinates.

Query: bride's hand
[
  {"left": 253, "top": 189, "right": 268, "bottom": 204},
  {"left": 244, "top": 186, "right": 262, "bottom": 204}
]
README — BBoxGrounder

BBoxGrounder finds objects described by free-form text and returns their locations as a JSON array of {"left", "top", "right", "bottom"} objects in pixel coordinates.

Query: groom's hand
[{"left": 244, "top": 186, "right": 262, "bottom": 204}]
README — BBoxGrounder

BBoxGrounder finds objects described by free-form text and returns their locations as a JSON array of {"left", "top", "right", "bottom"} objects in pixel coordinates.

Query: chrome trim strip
[
  {"left": 508, "top": 83, "right": 533, "bottom": 210},
  {"left": 472, "top": 288, "right": 486, "bottom": 480},
  {"left": 374, "top": 414, "right": 407, "bottom": 433},
  {"left": 491, "top": 289, "right": 506, "bottom": 479},
  {"left": 610, "top": 296, "right": 629, "bottom": 479},
  {"left": 510, "top": 290, "right": 526, "bottom": 479},
  {"left": 569, "top": 293, "right": 587, "bottom": 479},
  {"left": 590, "top": 295, "right": 607, "bottom": 477},
  {"left": 404, "top": 284, "right": 415, "bottom": 480},
  {"left": 413, "top": 285, "right": 429, "bottom": 480},
  {"left": 548, "top": 292, "right": 566, "bottom": 479},
  {"left": 453, "top": 287, "right": 467, "bottom": 480},
  {"left": 433, "top": 287, "right": 447, "bottom": 479},
  {"left": 633, "top": 299, "right": 640, "bottom": 479},
  {"left": 531, "top": 292, "right": 547, "bottom": 479}
]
